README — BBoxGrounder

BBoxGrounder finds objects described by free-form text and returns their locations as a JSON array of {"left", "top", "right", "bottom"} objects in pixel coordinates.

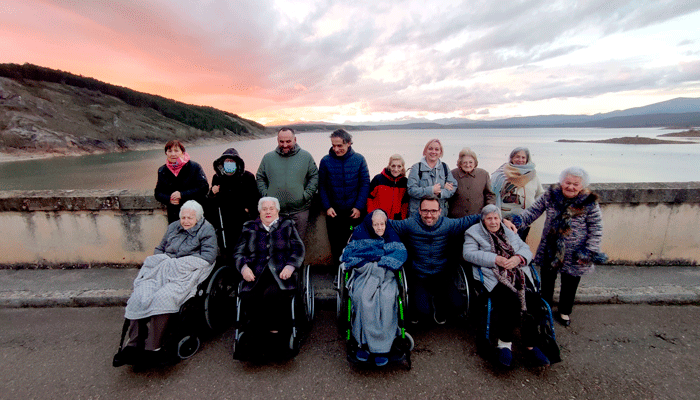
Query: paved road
[{"left": 1, "top": 305, "right": 699, "bottom": 399}]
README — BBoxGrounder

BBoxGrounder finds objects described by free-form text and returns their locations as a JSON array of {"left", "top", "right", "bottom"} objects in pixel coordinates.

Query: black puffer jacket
[
  {"left": 154, "top": 160, "right": 209, "bottom": 223},
  {"left": 206, "top": 148, "right": 259, "bottom": 256}
]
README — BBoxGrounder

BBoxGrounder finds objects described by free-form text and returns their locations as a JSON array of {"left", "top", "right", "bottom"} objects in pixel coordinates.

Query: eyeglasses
[{"left": 419, "top": 209, "right": 440, "bottom": 215}]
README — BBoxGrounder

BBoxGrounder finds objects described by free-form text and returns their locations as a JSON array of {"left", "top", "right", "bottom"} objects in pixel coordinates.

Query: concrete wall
[{"left": 0, "top": 182, "right": 698, "bottom": 268}]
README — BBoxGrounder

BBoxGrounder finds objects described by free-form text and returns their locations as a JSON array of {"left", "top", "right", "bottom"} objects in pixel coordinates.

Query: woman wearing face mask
[
  {"left": 154, "top": 140, "right": 209, "bottom": 223},
  {"left": 448, "top": 147, "right": 495, "bottom": 218},
  {"left": 207, "top": 148, "right": 259, "bottom": 259},
  {"left": 366, "top": 154, "right": 409, "bottom": 220}
]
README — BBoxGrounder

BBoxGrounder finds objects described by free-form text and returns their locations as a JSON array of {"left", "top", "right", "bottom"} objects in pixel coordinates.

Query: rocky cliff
[{"left": 0, "top": 66, "right": 269, "bottom": 157}]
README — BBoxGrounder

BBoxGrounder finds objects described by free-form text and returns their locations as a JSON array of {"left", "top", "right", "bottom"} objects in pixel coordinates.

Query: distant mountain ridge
[
  {"left": 278, "top": 97, "right": 700, "bottom": 131},
  {"left": 0, "top": 63, "right": 269, "bottom": 157}
]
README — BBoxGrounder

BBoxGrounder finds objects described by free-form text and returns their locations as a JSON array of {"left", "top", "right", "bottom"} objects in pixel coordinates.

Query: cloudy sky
[{"left": 2, "top": 0, "right": 700, "bottom": 125}]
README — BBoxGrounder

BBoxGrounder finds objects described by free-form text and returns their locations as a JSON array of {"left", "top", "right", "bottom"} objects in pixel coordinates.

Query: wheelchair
[
  {"left": 336, "top": 263, "right": 414, "bottom": 369},
  {"left": 113, "top": 260, "right": 239, "bottom": 368},
  {"left": 231, "top": 264, "right": 315, "bottom": 361},
  {"left": 403, "top": 262, "right": 471, "bottom": 326},
  {"left": 467, "top": 262, "right": 561, "bottom": 364}
]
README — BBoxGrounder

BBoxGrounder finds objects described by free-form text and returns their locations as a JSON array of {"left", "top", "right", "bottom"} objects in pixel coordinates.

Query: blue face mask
[{"left": 223, "top": 161, "right": 237, "bottom": 174}]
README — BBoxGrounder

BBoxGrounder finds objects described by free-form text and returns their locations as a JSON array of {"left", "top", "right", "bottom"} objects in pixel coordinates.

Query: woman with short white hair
[
  {"left": 511, "top": 167, "right": 605, "bottom": 327},
  {"left": 114, "top": 200, "right": 217, "bottom": 368},
  {"left": 233, "top": 196, "right": 305, "bottom": 337},
  {"left": 463, "top": 205, "right": 551, "bottom": 367},
  {"left": 448, "top": 147, "right": 495, "bottom": 218}
]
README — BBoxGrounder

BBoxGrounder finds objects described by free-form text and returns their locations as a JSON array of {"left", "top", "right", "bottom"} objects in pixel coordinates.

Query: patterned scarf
[
  {"left": 486, "top": 224, "right": 528, "bottom": 312},
  {"left": 491, "top": 162, "right": 537, "bottom": 208},
  {"left": 166, "top": 152, "right": 191, "bottom": 177}
]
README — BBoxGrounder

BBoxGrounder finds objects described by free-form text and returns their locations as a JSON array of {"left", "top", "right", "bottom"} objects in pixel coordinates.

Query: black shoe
[
  {"left": 555, "top": 313, "right": 571, "bottom": 327},
  {"left": 112, "top": 346, "right": 140, "bottom": 367},
  {"left": 137, "top": 349, "right": 177, "bottom": 368}
]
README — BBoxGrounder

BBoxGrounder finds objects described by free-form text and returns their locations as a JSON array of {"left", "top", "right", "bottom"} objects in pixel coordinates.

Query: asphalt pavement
[
  {"left": 1, "top": 264, "right": 699, "bottom": 308},
  {"left": 2, "top": 305, "right": 700, "bottom": 399}
]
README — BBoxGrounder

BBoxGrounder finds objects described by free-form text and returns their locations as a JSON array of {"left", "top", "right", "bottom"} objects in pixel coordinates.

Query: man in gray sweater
[{"left": 256, "top": 128, "right": 319, "bottom": 240}]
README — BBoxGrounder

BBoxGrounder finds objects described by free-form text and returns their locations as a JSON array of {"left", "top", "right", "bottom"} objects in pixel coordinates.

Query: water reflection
[{"left": 1, "top": 128, "right": 698, "bottom": 190}]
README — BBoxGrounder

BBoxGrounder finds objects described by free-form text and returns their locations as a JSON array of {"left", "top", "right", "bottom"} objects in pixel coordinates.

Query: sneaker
[
  {"left": 355, "top": 349, "right": 370, "bottom": 362},
  {"left": 497, "top": 347, "right": 512, "bottom": 367},
  {"left": 374, "top": 356, "right": 389, "bottom": 367},
  {"left": 528, "top": 347, "right": 551, "bottom": 367}
]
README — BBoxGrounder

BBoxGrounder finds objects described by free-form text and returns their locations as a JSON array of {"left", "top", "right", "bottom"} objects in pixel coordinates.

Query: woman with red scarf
[{"left": 154, "top": 140, "right": 209, "bottom": 223}]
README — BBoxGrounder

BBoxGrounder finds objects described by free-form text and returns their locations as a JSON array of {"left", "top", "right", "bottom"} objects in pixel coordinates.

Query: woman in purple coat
[{"left": 511, "top": 167, "right": 606, "bottom": 327}]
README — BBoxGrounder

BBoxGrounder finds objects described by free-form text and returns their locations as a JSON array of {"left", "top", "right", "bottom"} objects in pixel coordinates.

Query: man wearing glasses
[{"left": 390, "top": 196, "right": 515, "bottom": 325}]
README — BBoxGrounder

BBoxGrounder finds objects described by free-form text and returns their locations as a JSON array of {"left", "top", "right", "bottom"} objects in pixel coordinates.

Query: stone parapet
[
  {"left": 0, "top": 182, "right": 698, "bottom": 267},
  {"left": 0, "top": 190, "right": 158, "bottom": 212},
  {"left": 588, "top": 182, "right": 700, "bottom": 204}
]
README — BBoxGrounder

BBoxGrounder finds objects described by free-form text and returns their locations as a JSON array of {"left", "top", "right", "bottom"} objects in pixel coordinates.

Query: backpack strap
[{"left": 417, "top": 162, "right": 449, "bottom": 180}]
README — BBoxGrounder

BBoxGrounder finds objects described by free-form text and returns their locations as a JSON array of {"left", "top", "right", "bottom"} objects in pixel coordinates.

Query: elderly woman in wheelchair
[
  {"left": 339, "top": 209, "right": 410, "bottom": 367},
  {"left": 463, "top": 204, "right": 553, "bottom": 368},
  {"left": 114, "top": 200, "right": 217, "bottom": 368},
  {"left": 231, "top": 196, "right": 310, "bottom": 359}
]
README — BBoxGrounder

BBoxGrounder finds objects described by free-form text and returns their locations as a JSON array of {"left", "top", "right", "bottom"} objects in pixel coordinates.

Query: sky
[{"left": 2, "top": 0, "right": 700, "bottom": 126}]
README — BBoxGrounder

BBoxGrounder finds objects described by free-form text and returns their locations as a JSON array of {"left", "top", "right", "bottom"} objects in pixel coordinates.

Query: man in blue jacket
[
  {"left": 390, "top": 196, "right": 515, "bottom": 325},
  {"left": 319, "top": 129, "right": 370, "bottom": 267}
]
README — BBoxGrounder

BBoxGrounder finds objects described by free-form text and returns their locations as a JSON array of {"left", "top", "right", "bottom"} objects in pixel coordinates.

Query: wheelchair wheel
[
  {"left": 302, "top": 264, "right": 315, "bottom": 322},
  {"left": 231, "top": 290, "right": 246, "bottom": 360},
  {"left": 335, "top": 264, "right": 349, "bottom": 336},
  {"left": 405, "top": 332, "right": 415, "bottom": 351},
  {"left": 231, "top": 330, "right": 243, "bottom": 360},
  {"left": 397, "top": 267, "right": 409, "bottom": 321},
  {"left": 454, "top": 264, "right": 470, "bottom": 319},
  {"left": 177, "top": 334, "right": 201, "bottom": 359},
  {"left": 204, "top": 265, "right": 238, "bottom": 332}
]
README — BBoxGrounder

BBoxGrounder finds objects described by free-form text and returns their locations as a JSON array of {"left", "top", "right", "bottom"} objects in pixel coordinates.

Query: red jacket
[{"left": 367, "top": 168, "right": 409, "bottom": 220}]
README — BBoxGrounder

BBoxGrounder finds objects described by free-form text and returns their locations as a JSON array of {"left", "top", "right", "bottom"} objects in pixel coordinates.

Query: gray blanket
[
  {"left": 347, "top": 262, "right": 399, "bottom": 354},
  {"left": 125, "top": 254, "right": 213, "bottom": 320}
]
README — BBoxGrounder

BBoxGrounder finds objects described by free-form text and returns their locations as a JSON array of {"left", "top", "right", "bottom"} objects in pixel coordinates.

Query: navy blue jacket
[
  {"left": 389, "top": 213, "right": 480, "bottom": 278},
  {"left": 319, "top": 147, "right": 370, "bottom": 212}
]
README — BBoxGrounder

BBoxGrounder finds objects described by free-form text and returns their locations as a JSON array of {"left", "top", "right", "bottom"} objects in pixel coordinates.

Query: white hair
[
  {"left": 179, "top": 200, "right": 204, "bottom": 220},
  {"left": 481, "top": 204, "right": 501, "bottom": 219},
  {"left": 258, "top": 196, "right": 281, "bottom": 212},
  {"left": 559, "top": 166, "right": 590, "bottom": 188},
  {"left": 509, "top": 147, "right": 531, "bottom": 163},
  {"left": 371, "top": 209, "right": 388, "bottom": 222}
]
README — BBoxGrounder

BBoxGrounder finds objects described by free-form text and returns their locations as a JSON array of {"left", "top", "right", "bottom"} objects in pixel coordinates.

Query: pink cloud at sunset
[{"left": 2, "top": 0, "right": 700, "bottom": 125}]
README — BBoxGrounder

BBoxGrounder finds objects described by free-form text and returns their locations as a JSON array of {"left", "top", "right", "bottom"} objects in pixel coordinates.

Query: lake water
[{"left": 1, "top": 127, "right": 698, "bottom": 190}]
